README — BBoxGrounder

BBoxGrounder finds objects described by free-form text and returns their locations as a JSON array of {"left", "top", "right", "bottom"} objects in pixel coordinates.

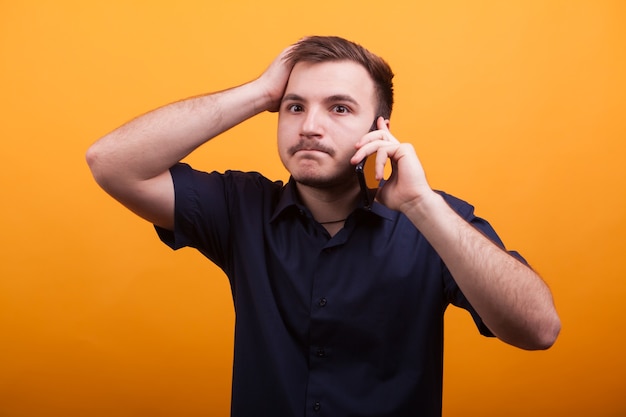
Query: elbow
[
  {"left": 522, "top": 313, "right": 561, "bottom": 351},
  {"left": 85, "top": 142, "right": 111, "bottom": 188},
  {"left": 535, "top": 314, "right": 561, "bottom": 350},
  {"left": 495, "top": 310, "right": 561, "bottom": 351},
  {"left": 85, "top": 146, "right": 97, "bottom": 174}
]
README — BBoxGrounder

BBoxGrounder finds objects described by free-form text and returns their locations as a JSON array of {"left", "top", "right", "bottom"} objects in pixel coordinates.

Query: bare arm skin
[
  {"left": 353, "top": 118, "right": 561, "bottom": 350},
  {"left": 405, "top": 192, "right": 560, "bottom": 350},
  {"left": 86, "top": 48, "right": 293, "bottom": 230}
]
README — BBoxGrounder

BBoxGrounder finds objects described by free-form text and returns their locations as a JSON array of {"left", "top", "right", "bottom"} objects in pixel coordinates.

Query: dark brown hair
[{"left": 285, "top": 36, "right": 395, "bottom": 119}]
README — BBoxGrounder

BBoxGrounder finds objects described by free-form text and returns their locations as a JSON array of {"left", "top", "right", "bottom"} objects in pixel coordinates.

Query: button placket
[{"left": 305, "top": 238, "right": 343, "bottom": 416}]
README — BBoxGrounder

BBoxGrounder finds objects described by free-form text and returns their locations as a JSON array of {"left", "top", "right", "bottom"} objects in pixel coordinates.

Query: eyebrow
[
  {"left": 281, "top": 93, "right": 305, "bottom": 103},
  {"left": 281, "top": 93, "right": 360, "bottom": 107}
]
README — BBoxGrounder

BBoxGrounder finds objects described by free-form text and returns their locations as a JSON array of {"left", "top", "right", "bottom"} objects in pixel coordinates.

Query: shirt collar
[
  {"left": 269, "top": 177, "right": 303, "bottom": 223},
  {"left": 270, "top": 177, "right": 397, "bottom": 223}
]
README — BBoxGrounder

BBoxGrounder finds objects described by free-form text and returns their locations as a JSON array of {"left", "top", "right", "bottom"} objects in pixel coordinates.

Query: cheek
[
  {"left": 276, "top": 123, "right": 293, "bottom": 165},
  {"left": 337, "top": 135, "right": 359, "bottom": 157},
  {"left": 277, "top": 116, "right": 293, "bottom": 140}
]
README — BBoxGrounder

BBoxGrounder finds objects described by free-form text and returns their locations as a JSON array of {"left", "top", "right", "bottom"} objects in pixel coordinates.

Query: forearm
[
  {"left": 86, "top": 80, "right": 271, "bottom": 188},
  {"left": 404, "top": 192, "right": 561, "bottom": 350}
]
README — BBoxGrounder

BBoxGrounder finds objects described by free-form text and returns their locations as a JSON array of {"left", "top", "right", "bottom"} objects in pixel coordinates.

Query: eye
[
  {"left": 332, "top": 105, "right": 350, "bottom": 114},
  {"left": 286, "top": 104, "right": 304, "bottom": 113}
]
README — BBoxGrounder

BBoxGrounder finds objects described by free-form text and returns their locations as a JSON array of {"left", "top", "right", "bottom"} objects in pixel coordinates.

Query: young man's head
[
  {"left": 277, "top": 37, "right": 394, "bottom": 191},
  {"left": 284, "top": 36, "right": 394, "bottom": 119}
]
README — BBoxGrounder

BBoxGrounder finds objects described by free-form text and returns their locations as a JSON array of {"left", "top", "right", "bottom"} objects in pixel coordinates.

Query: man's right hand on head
[{"left": 255, "top": 45, "right": 296, "bottom": 113}]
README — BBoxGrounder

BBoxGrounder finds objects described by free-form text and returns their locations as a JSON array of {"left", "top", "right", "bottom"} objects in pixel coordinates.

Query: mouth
[
  {"left": 289, "top": 141, "right": 335, "bottom": 157},
  {"left": 295, "top": 148, "right": 327, "bottom": 155}
]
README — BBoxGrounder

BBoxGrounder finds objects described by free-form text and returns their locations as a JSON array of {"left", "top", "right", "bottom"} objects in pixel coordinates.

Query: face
[{"left": 277, "top": 60, "right": 377, "bottom": 189}]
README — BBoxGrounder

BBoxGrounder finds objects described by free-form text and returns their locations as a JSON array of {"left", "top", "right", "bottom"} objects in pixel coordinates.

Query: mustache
[{"left": 288, "top": 140, "right": 336, "bottom": 156}]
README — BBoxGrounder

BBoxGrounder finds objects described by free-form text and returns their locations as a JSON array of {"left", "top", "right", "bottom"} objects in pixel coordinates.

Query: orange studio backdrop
[{"left": 1, "top": 1, "right": 625, "bottom": 416}]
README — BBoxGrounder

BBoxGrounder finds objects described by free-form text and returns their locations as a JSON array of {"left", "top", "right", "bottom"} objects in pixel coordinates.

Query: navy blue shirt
[{"left": 156, "top": 163, "right": 520, "bottom": 417}]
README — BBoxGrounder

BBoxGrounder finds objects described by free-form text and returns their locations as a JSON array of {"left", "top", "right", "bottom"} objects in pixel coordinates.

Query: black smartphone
[
  {"left": 355, "top": 156, "right": 378, "bottom": 209},
  {"left": 355, "top": 118, "right": 381, "bottom": 209}
]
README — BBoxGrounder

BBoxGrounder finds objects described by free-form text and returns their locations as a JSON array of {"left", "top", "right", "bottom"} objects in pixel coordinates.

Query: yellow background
[{"left": 1, "top": 1, "right": 625, "bottom": 416}]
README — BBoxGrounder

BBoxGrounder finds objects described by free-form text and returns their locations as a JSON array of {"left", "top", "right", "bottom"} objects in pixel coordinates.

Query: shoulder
[
  {"left": 224, "top": 169, "right": 284, "bottom": 190},
  {"left": 170, "top": 163, "right": 283, "bottom": 192}
]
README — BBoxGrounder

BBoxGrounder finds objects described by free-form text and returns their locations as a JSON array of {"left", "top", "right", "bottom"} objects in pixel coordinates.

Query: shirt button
[
  {"left": 313, "top": 401, "right": 321, "bottom": 412},
  {"left": 317, "top": 347, "right": 326, "bottom": 357},
  {"left": 318, "top": 297, "right": 327, "bottom": 307}
]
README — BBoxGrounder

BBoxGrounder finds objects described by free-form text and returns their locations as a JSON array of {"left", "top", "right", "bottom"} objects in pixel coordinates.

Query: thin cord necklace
[{"left": 318, "top": 218, "right": 347, "bottom": 225}]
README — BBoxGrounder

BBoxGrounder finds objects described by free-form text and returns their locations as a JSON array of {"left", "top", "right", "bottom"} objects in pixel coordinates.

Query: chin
[
  {"left": 293, "top": 169, "right": 356, "bottom": 190},
  {"left": 292, "top": 173, "right": 331, "bottom": 188}
]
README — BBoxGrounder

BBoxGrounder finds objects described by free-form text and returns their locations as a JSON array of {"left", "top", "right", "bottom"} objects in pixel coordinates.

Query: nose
[{"left": 300, "top": 109, "right": 323, "bottom": 139}]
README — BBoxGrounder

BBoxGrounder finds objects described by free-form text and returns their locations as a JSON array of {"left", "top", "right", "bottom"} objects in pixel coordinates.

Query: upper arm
[{"left": 94, "top": 168, "right": 175, "bottom": 231}]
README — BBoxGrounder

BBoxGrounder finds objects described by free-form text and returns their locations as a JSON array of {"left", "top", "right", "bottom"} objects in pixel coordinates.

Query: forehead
[{"left": 285, "top": 60, "right": 376, "bottom": 105}]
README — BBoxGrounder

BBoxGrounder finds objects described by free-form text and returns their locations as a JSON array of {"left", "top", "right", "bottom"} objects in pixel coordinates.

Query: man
[{"left": 86, "top": 36, "right": 560, "bottom": 416}]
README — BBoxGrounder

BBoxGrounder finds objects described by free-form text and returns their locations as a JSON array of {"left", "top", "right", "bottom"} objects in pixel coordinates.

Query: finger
[
  {"left": 351, "top": 140, "right": 381, "bottom": 165},
  {"left": 350, "top": 145, "right": 371, "bottom": 165},
  {"left": 352, "top": 131, "right": 398, "bottom": 164},
  {"left": 376, "top": 119, "right": 399, "bottom": 143},
  {"left": 377, "top": 116, "right": 390, "bottom": 131},
  {"left": 375, "top": 148, "right": 388, "bottom": 180},
  {"left": 354, "top": 131, "right": 379, "bottom": 150},
  {"left": 374, "top": 143, "right": 401, "bottom": 180},
  {"left": 378, "top": 130, "right": 399, "bottom": 144}
]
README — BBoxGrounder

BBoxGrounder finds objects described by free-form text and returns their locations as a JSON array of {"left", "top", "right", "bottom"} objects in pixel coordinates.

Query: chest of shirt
[{"left": 228, "top": 212, "right": 447, "bottom": 349}]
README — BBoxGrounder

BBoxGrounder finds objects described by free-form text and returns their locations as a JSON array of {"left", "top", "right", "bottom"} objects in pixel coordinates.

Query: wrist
[
  {"left": 400, "top": 190, "right": 448, "bottom": 228},
  {"left": 251, "top": 76, "right": 284, "bottom": 113}
]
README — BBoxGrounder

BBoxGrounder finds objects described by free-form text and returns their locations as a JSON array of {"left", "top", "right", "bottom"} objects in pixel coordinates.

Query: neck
[{"left": 295, "top": 180, "right": 360, "bottom": 224}]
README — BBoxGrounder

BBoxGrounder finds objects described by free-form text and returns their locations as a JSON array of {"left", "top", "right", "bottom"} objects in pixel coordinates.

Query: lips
[{"left": 289, "top": 140, "right": 335, "bottom": 156}]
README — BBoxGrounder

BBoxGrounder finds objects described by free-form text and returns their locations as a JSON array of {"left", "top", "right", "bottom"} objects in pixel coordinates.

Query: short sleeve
[{"left": 154, "top": 163, "right": 232, "bottom": 269}]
